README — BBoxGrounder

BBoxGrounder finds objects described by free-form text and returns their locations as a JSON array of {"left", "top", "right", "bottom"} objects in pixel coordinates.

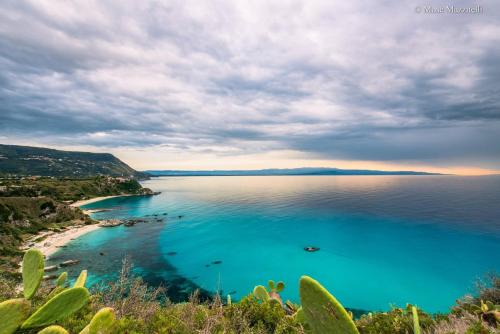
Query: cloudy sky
[{"left": 1, "top": 1, "right": 500, "bottom": 174}]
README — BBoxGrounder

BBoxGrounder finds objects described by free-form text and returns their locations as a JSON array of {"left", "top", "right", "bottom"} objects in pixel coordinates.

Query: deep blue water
[{"left": 47, "top": 176, "right": 500, "bottom": 313}]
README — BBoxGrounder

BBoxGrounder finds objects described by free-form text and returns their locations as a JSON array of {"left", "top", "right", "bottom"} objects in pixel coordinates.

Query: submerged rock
[
  {"left": 304, "top": 246, "right": 320, "bottom": 252},
  {"left": 60, "top": 259, "right": 80, "bottom": 267},
  {"left": 167, "top": 251, "right": 177, "bottom": 256},
  {"left": 212, "top": 260, "right": 222, "bottom": 265}
]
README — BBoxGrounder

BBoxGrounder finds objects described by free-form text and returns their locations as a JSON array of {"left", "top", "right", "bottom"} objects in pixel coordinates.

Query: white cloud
[{"left": 0, "top": 0, "right": 499, "bottom": 169}]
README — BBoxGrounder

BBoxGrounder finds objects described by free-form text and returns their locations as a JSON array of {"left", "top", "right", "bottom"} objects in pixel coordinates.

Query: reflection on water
[{"left": 49, "top": 175, "right": 500, "bottom": 313}]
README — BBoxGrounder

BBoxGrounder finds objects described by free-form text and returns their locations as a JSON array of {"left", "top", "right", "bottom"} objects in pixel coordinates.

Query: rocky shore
[{"left": 21, "top": 192, "right": 165, "bottom": 262}]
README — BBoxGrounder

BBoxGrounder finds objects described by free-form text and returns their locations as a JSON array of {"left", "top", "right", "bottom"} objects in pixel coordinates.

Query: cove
[{"left": 47, "top": 175, "right": 500, "bottom": 313}]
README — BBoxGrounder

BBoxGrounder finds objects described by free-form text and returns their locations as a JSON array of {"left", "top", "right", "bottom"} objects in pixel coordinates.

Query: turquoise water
[{"left": 47, "top": 176, "right": 500, "bottom": 313}]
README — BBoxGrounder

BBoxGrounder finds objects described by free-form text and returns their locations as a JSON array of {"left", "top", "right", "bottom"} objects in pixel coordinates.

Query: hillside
[
  {"left": 0, "top": 176, "right": 154, "bottom": 274},
  {"left": 0, "top": 196, "right": 92, "bottom": 271},
  {"left": 0, "top": 144, "right": 148, "bottom": 179},
  {"left": 0, "top": 176, "right": 154, "bottom": 202}
]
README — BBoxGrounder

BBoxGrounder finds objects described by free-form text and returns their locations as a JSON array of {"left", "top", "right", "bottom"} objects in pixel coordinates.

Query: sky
[{"left": 1, "top": 1, "right": 500, "bottom": 175}]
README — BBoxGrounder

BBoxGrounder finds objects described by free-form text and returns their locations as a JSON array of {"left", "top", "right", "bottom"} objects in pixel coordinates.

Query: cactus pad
[
  {"left": 299, "top": 276, "right": 359, "bottom": 334},
  {"left": 253, "top": 285, "right": 270, "bottom": 302},
  {"left": 276, "top": 281, "right": 285, "bottom": 292},
  {"left": 293, "top": 307, "right": 306, "bottom": 324},
  {"left": 56, "top": 272, "right": 68, "bottom": 287},
  {"left": 0, "top": 299, "right": 31, "bottom": 334},
  {"left": 412, "top": 306, "right": 421, "bottom": 334},
  {"left": 74, "top": 270, "right": 88, "bottom": 288},
  {"left": 37, "top": 325, "right": 69, "bottom": 334},
  {"left": 79, "top": 325, "right": 90, "bottom": 334},
  {"left": 88, "top": 307, "right": 116, "bottom": 334},
  {"left": 22, "top": 287, "right": 90, "bottom": 329},
  {"left": 23, "top": 249, "right": 45, "bottom": 299}
]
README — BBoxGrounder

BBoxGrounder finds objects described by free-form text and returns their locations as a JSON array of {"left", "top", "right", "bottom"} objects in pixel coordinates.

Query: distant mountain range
[
  {"left": 0, "top": 144, "right": 442, "bottom": 179},
  {"left": 0, "top": 144, "right": 148, "bottom": 179},
  {"left": 146, "top": 167, "right": 441, "bottom": 176}
]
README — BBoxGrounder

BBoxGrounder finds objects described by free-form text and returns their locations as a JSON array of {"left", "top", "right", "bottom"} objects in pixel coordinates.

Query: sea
[{"left": 46, "top": 175, "right": 500, "bottom": 313}]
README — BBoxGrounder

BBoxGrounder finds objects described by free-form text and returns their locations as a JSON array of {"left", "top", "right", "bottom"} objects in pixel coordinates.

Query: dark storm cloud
[{"left": 1, "top": 0, "right": 500, "bottom": 167}]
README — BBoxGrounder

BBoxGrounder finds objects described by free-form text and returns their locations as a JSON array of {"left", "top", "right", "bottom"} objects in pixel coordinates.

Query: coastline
[
  {"left": 70, "top": 194, "right": 133, "bottom": 207},
  {"left": 24, "top": 192, "right": 158, "bottom": 259},
  {"left": 25, "top": 194, "right": 127, "bottom": 259},
  {"left": 24, "top": 224, "right": 102, "bottom": 258}
]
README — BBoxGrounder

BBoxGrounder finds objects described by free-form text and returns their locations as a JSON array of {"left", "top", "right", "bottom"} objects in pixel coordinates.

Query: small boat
[{"left": 304, "top": 246, "right": 320, "bottom": 252}]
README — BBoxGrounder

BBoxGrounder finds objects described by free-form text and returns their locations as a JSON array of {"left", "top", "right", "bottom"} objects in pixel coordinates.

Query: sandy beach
[
  {"left": 25, "top": 224, "right": 102, "bottom": 258},
  {"left": 23, "top": 195, "right": 125, "bottom": 258},
  {"left": 70, "top": 194, "right": 130, "bottom": 207},
  {"left": 25, "top": 194, "right": 149, "bottom": 259}
]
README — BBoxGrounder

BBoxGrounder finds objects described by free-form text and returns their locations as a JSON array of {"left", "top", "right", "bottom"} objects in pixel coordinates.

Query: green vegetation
[
  {"left": 0, "top": 176, "right": 154, "bottom": 276},
  {"left": 413, "top": 305, "right": 421, "bottom": 334},
  {"left": 0, "top": 144, "right": 148, "bottom": 179},
  {"left": 56, "top": 273, "right": 67, "bottom": 288},
  {"left": 0, "top": 249, "right": 498, "bottom": 334},
  {"left": 0, "top": 249, "right": 114, "bottom": 334},
  {"left": 299, "top": 275, "right": 359, "bottom": 333},
  {"left": 0, "top": 196, "right": 91, "bottom": 274},
  {"left": 0, "top": 176, "right": 152, "bottom": 202},
  {"left": 22, "top": 250, "right": 45, "bottom": 300}
]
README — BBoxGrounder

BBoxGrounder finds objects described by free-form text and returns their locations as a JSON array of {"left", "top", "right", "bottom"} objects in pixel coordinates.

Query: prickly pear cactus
[
  {"left": 268, "top": 280, "right": 285, "bottom": 293},
  {"left": 0, "top": 299, "right": 31, "bottom": 334},
  {"left": 293, "top": 307, "right": 306, "bottom": 324},
  {"left": 23, "top": 249, "right": 45, "bottom": 299},
  {"left": 276, "top": 281, "right": 285, "bottom": 293},
  {"left": 56, "top": 272, "right": 68, "bottom": 287},
  {"left": 253, "top": 285, "right": 270, "bottom": 302},
  {"left": 37, "top": 325, "right": 69, "bottom": 334},
  {"left": 74, "top": 270, "right": 88, "bottom": 288},
  {"left": 79, "top": 326, "right": 89, "bottom": 334},
  {"left": 89, "top": 307, "right": 115, "bottom": 334},
  {"left": 299, "top": 276, "right": 359, "bottom": 334},
  {"left": 412, "top": 306, "right": 421, "bottom": 334},
  {"left": 79, "top": 307, "right": 116, "bottom": 334},
  {"left": 47, "top": 286, "right": 65, "bottom": 299},
  {"left": 21, "top": 287, "right": 90, "bottom": 329}
]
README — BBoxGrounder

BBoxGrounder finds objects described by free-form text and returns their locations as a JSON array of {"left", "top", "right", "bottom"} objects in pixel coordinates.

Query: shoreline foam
[{"left": 25, "top": 224, "right": 102, "bottom": 259}]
